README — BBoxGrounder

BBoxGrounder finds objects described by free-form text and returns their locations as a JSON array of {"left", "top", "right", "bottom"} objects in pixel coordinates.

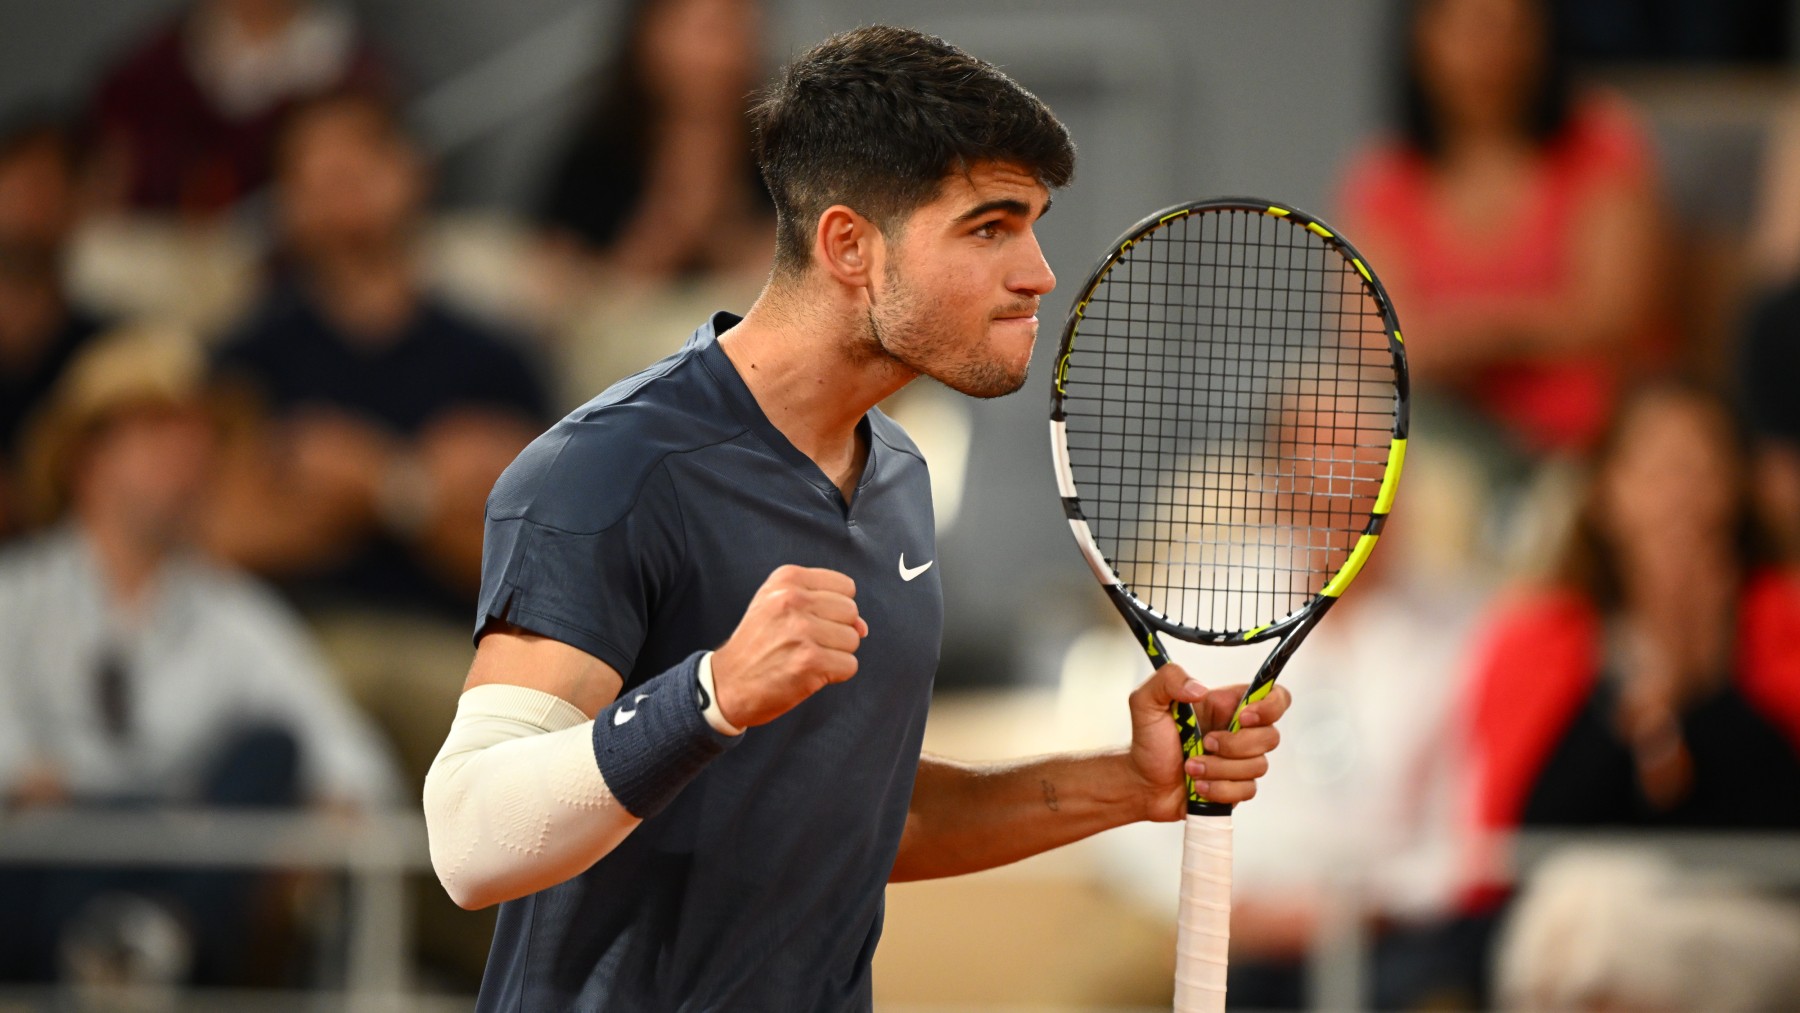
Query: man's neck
[
  {"left": 303, "top": 244, "right": 417, "bottom": 346},
  {"left": 720, "top": 283, "right": 916, "bottom": 500},
  {"left": 79, "top": 512, "right": 168, "bottom": 616}
]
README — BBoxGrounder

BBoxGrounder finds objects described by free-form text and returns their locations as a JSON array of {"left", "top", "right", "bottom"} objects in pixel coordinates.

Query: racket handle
[{"left": 1174, "top": 812, "right": 1232, "bottom": 1013}]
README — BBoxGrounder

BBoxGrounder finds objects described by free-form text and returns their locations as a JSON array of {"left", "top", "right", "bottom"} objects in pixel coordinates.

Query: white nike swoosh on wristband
[
  {"left": 612, "top": 693, "right": 651, "bottom": 726},
  {"left": 899, "top": 554, "right": 933, "bottom": 581}
]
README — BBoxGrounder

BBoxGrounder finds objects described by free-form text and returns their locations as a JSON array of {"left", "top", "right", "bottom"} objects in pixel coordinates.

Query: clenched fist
[{"left": 709, "top": 565, "right": 868, "bottom": 727}]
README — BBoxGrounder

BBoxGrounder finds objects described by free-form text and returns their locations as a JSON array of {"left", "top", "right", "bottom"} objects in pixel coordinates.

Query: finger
[
  {"left": 1236, "top": 684, "right": 1293, "bottom": 728},
  {"left": 1197, "top": 726, "right": 1281, "bottom": 761},
  {"left": 1133, "top": 663, "right": 1208, "bottom": 712},
  {"left": 805, "top": 592, "right": 868, "bottom": 638},
  {"left": 1188, "top": 778, "right": 1258, "bottom": 806},
  {"left": 1183, "top": 754, "right": 1269, "bottom": 784},
  {"left": 803, "top": 590, "right": 862, "bottom": 627},
  {"left": 806, "top": 615, "right": 864, "bottom": 654},
  {"left": 1200, "top": 684, "right": 1253, "bottom": 731},
  {"left": 815, "top": 647, "right": 859, "bottom": 683},
  {"left": 788, "top": 566, "right": 856, "bottom": 596}
]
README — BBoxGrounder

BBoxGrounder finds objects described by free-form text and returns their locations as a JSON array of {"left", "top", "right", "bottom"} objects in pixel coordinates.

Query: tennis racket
[{"left": 1048, "top": 198, "right": 1408, "bottom": 1012}]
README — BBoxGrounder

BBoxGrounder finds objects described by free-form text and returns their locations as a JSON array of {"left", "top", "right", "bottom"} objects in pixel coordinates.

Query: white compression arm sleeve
[{"left": 423, "top": 684, "right": 640, "bottom": 910}]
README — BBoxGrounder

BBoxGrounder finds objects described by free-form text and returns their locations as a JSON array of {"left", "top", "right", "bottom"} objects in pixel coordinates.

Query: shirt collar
[{"left": 690, "top": 312, "right": 878, "bottom": 511}]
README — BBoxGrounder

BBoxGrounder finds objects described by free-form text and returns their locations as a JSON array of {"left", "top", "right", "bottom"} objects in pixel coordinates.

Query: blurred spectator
[
  {"left": 1736, "top": 281, "right": 1800, "bottom": 561},
  {"left": 1738, "top": 99, "right": 1800, "bottom": 562},
  {"left": 0, "top": 324, "right": 400, "bottom": 985},
  {"left": 0, "top": 113, "right": 108, "bottom": 540},
  {"left": 1354, "top": 384, "right": 1800, "bottom": 1009},
  {"left": 1338, "top": 0, "right": 1670, "bottom": 459},
  {"left": 1218, "top": 510, "right": 1490, "bottom": 1011},
  {"left": 1464, "top": 382, "right": 1800, "bottom": 841},
  {"left": 1748, "top": 96, "right": 1800, "bottom": 291},
  {"left": 1452, "top": 381, "right": 1800, "bottom": 996},
  {"left": 1496, "top": 850, "right": 1800, "bottom": 1012},
  {"left": 1056, "top": 443, "right": 1492, "bottom": 1009},
  {"left": 208, "top": 91, "right": 547, "bottom": 622},
  {"left": 536, "top": 0, "right": 772, "bottom": 283},
  {"left": 207, "top": 89, "right": 547, "bottom": 986},
  {"left": 87, "top": 0, "right": 388, "bottom": 217}
]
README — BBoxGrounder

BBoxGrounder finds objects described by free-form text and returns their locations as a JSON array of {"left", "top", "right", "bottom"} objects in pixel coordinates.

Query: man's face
[
  {"left": 278, "top": 103, "right": 423, "bottom": 257},
  {"left": 865, "top": 162, "right": 1056, "bottom": 398},
  {"left": 0, "top": 137, "right": 77, "bottom": 277},
  {"left": 79, "top": 405, "right": 218, "bottom": 551}
]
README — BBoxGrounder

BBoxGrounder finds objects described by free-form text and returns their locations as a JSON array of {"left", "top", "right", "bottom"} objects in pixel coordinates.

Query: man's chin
[{"left": 938, "top": 362, "right": 1030, "bottom": 399}]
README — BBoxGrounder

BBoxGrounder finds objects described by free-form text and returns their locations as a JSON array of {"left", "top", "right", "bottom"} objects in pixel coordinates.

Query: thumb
[{"left": 1133, "top": 662, "right": 1209, "bottom": 715}]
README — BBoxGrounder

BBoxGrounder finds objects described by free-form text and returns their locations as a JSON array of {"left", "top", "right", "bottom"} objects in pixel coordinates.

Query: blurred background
[{"left": 2, "top": 0, "right": 1800, "bottom": 1009}]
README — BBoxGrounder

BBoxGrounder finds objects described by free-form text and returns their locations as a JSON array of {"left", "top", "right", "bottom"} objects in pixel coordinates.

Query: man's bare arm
[
  {"left": 461, "top": 621, "right": 625, "bottom": 717},
  {"left": 889, "top": 667, "right": 1287, "bottom": 882}
]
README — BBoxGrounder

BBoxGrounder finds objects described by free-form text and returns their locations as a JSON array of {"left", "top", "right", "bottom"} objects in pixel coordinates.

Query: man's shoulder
[
  {"left": 488, "top": 347, "right": 744, "bottom": 534},
  {"left": 0, "top": 530, "right": 73, "bottom": 593}
]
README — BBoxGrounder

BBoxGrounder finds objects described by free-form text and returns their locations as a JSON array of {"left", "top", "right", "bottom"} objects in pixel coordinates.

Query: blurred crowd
[
  {"left": 0, "top": 0, "right": 1798, "bottom": 1008},
  {"left": 0, "top": 0, "right": 771, "bottom": 994},
  {"left": 1200, "top": 0, "right": 1800, "bottom": 1010}
]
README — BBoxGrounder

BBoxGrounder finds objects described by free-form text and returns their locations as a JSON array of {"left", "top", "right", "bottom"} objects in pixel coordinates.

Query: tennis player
[{"left": 423, "top": 25, "right": 1291, "bottom": 1010}]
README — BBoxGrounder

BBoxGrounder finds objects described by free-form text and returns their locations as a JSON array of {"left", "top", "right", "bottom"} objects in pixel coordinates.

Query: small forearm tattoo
[{"left": 1040, "top": 779, "right": 1060, "bottom": 812}]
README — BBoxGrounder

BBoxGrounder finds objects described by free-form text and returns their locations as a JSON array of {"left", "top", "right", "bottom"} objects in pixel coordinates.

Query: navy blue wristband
[{"left": 593, "top": 652, "right": 741, "bottom": 818}]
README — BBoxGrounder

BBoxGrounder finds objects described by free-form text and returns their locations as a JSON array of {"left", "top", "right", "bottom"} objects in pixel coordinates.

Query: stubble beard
[{"left": 864, "top": 267, "right": 1031, "bottom": 400}]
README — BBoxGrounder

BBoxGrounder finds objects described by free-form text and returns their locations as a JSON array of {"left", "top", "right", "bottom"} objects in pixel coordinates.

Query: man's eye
[{"left": 975, "top": 221, "right": 1002, "bottom": 238}]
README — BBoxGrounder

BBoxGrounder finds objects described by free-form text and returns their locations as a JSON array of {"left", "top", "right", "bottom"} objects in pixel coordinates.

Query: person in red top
[
  {"left": 1384, "top": 382, "right": 1800, "bottom": 1010},
  {"left": 1465, "top": 381, "right": 1800, "bottom": 846},
  {"left": 87, "top": 0, "right": 389, "bottom": 217},
  {"left": 1337, "top": 0, "right": 1670, "bottom": 457}
]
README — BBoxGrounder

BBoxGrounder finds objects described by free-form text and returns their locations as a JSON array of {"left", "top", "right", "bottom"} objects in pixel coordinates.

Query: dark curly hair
[{"left": 750, "top": 25, "right": 1075, "bottom": 275}]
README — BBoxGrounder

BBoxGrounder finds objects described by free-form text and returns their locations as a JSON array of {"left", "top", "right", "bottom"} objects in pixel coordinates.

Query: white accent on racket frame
[
  {"left": 1051, "top": 420, "right": 1120, "bottom": 586},
  {"left": 1064, "top": 518, "right": 1115, "bottom": 586},
  {"left": 1049, "top": 419, "right": 1079, "bottom": 498}
]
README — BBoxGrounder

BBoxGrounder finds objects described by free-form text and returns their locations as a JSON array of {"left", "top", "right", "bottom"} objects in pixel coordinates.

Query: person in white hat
[{"left": 0, "top": 323, "right": 400, "bottom": 985}]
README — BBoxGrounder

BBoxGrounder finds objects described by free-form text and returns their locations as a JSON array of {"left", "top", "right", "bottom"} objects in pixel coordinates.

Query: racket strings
[{"left": 1062, "top": 208, "right": 1396, "bottom": 636}]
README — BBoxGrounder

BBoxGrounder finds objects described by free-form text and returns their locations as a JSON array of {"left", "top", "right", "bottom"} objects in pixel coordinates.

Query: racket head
[{"left": 1049, "top": 198, "right": 1409, "bottom": 647}]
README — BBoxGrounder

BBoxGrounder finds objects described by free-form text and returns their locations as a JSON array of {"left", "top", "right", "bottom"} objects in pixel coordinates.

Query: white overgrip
[{"left": 1174, "top": 813, "right": 1232, "bottom": 1013}]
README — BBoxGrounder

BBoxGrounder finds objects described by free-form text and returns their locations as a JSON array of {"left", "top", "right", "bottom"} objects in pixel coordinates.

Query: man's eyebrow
[{"left": 954, "top": 196, "right": 1052, "bottom": 224}]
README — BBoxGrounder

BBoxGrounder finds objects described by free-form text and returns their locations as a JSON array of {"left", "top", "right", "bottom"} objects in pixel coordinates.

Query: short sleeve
[
  {"left": 475, "top": 451, "right": 686, "bottom": 678},
  {"left": 1462, "top": 590, "right": 1600, "bottom": 831}
]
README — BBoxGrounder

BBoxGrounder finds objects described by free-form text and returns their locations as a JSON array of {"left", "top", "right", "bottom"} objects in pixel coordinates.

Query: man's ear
[{"left": 812, "top": 205, "right": 885, "bottom": 292}]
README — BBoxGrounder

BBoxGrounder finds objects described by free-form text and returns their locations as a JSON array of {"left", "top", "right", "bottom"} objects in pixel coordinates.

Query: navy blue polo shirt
[{"left": 473, "top": 313, "right": 943, "bottom": 1011}]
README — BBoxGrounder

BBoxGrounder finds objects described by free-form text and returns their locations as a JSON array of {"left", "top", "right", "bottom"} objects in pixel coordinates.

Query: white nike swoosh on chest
[{"left": 899, "top": 554, "right": 933, "bottom": 581}]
